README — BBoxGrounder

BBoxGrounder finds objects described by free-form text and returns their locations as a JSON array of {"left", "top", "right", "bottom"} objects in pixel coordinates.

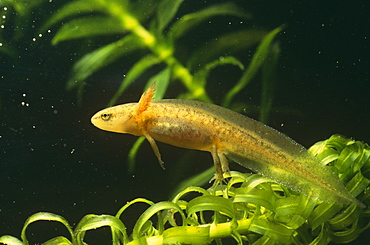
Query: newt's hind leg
[
  {"left": 219, "top": 152, "right": 231, "bottom": 178},
  {"left": 210, "top": 145, "right": 231, "bottom": 180}
]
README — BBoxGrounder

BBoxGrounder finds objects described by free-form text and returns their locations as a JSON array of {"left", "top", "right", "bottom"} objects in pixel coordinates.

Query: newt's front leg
[{"left": 143, "top": 131, "right": 165, "bottom": 170}]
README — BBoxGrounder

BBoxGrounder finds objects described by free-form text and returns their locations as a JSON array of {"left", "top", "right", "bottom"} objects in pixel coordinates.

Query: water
[{"left": 0, "top": 0, "right": 368, "bottom": 243}]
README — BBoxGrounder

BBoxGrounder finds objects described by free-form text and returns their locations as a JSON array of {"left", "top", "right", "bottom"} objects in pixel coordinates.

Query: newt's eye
[{"left": 101, "top": 113, "right": 111, "bottom": 121}]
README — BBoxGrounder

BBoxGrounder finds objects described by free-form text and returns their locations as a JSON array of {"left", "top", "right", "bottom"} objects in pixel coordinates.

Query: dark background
[{"left": 0, "top": 0, "right": 369, "bottom": 244}]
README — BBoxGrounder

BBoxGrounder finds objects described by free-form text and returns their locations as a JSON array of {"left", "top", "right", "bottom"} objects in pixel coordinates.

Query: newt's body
[{"left": 91, "top": 84, "right": 364, "bottom": 207}]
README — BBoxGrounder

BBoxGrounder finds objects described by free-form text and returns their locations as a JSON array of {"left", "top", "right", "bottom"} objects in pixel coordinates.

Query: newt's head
[{"left": 91, "top": 103, "right": 142, "bottom": 136}]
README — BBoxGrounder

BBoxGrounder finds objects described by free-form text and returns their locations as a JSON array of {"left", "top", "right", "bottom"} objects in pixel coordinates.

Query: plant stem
[{"left": 101, "top": 0, "right": 212, "bottom": 102}]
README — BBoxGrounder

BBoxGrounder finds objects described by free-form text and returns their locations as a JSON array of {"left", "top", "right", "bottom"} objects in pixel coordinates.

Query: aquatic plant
[
  {"left": 41, "top": 0, "right": 280, "bottom": 110},
  {"left": 2, "top": 1, "right": 368, "bottom": 244},
  {"left": 0, "top": 135, "right": 369, "bottom": 244},
  {"left": 39, "top": 0, "right": 282, "bottom": 173}
]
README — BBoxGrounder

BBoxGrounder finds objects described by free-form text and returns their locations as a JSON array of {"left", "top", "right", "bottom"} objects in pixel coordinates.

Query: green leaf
[
  {"left": 328, "top": 204, "right": 362, "bottom": 231},
  {"left": 188, "top": 29, "right": 266, "bottom": 71},
  {"left": 145, "top": 67, "right": 171, "bottom": 100},
  {"left": 127, "top": 136, "right": 146, "bottom": 173},
  {"left": 170, "top": 167, "right": 215, "bottom": 200},
  {"left": 223, "top": 25, "right": 284, "bottom": 107},
  {"left": 75, "top": 214, "right": 126, "bottom": 231},
  {"left": 133, "top": 202, "right": 185, "bottom": 239},
  {"left": 157, "top": 0, "right": 184, "bottom": 32},
  {"left": 317, "top": 135, "right": 352, "bottom": 154},
  {"left": 310, "top": 225, "right": 330, "bottom": 245},
  {"left": 108, "top": 55, "right": 162, "bottom": 106},
  {"left": 2, "top": 135, "right": 369, "bottom": 244},
  {"left": 75, "top": 214, "right": 127, "bottom": 244},
  {"left": 116, "top": 198, "right": 155, "bottom": 220},
  {"left": 234, "top": 187, "right": 275, "bottom": 211},
  {"left": 249, "top": 218, "right": 294, "bottom": 244},
  {"left": 43, "top": 236, "right": 72, "bottom": 245},
  {"left": 328, "top": 217, "right": 364, "bottom": 243},
  {"left": 52, "top": 16, "right": 125, "bottom": 45},
  {"left": 162, "top": 226, "right": 211, "bottom": 245},
  {"left": 130, "top": 0, "right": 159, "bottom": 23},
  {"left": 170, "top": 2, "right": 252, "bottom": 39},
  {"left": 193, "top": 56, "right": 244, "bottom": 88},
  {"left": 1, "top": 0, "right": 46, "bottom": 16},
  {"left": 187, "top": 196, "right": 235, "bottom": 220},
  {"left": 67, "top": 35, "right": 143, "bottom": 90},
  {"left": 20, "top": 212, "right": 75, "bottom": 245},
  {"left": 337, "top": 143, "right": 366, "bottom": 177},
  {"left": 0, "top": 235, "right": 23, "bottom": 245},
  {"left": 346, "top": 169, "right": 370, "bottom": 197},
  {"left": 309, "top": 204, "right": 343, "bottom": 230},
  {"left": 259, "top": 42, "right": 280, "bottom": 123},
  {"left": 0, "top": 40, "right": 16, "bottom": 59},
  {"left": 310, "top": 141, "right": 340, "bottom": 166},
  {"left": 40, "top": 0, "right": 102, "bottom": 32}
]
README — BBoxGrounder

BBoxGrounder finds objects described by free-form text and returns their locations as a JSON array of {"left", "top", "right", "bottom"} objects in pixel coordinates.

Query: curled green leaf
[{"left": 20, "top": 212, "right": 75, "bottom": 245}]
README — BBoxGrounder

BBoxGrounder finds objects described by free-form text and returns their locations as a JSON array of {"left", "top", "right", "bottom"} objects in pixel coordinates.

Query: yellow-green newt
[{"left": 91, "top": 84, "right": 364, "bottom": 207}]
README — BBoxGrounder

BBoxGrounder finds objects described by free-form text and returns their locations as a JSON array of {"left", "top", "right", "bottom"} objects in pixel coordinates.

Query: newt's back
[
  {"left": 91, "top": 89, "right": 364, "bottom": 207},
  {"left": 155, "top": 99, "right": 364, "bottom": 207}
]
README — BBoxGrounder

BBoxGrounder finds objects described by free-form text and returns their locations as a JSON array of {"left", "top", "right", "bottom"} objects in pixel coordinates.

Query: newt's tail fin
[{"left": 226, "top": 151, "right": 366, "bottom": 208}]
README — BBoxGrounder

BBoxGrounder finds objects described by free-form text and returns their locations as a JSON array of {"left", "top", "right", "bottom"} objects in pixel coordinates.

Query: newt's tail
[{"left": 226, "top": 151, "right": 366, "bottom": 208}]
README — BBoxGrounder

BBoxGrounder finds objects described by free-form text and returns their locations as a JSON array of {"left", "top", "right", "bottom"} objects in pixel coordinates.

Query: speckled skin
[{"left": 91, "top": 85, "right": 365, "bottom": 208}]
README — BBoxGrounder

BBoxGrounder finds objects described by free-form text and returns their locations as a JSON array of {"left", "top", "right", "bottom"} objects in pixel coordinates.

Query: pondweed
[{"left": 1, "top": 135, "right": 369, "bottom": 244}]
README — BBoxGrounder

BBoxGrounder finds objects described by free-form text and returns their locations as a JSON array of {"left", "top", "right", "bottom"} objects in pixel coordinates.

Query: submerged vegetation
[
  {"left": 40, "top": 0, "right": 281, "bottom": 112},
  {"left": 1, "top": 0, "right": 369, "bottom": 244},
  {"left": 0, "top": 135, "right": 369, "bottom": 244},
  {"left": 38, "top": 0, "right": 282, "bottom": 172}
]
